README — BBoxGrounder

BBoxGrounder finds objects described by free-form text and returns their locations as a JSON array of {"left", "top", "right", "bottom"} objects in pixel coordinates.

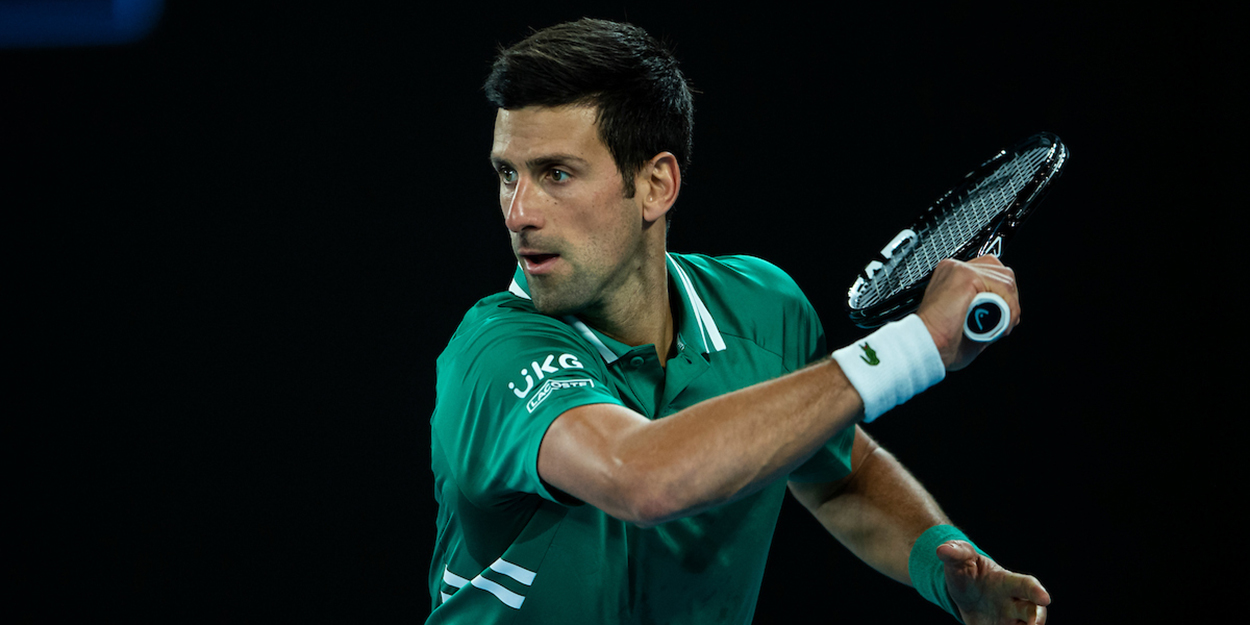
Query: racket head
[{"left": 847, "top": 132, "right": 1068, "bottom": 328}]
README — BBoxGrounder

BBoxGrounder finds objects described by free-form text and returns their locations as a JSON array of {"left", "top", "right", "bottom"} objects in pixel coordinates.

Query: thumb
[{"left": 936, "top": 540, "right": 978, "bottom": 566}]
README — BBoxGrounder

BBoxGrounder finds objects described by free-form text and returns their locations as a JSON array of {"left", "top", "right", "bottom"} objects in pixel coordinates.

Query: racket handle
[{"left": 964, "top": 292, "right": 1010, "bottom": 342}]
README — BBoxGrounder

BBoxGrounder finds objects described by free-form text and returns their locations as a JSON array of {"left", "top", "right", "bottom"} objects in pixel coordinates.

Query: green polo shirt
[{"left": 428, "top": 252, "right": 855, "bottom": 624}]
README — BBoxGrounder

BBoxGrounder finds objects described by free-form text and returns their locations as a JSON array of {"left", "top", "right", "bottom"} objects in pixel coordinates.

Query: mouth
[{"left": 520, "top": 252, "right": 560, "bottom": 275}]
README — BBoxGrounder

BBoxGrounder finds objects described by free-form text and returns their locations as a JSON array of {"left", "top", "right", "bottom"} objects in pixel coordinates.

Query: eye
[
  {"left": 497, "top": 165, "right": 517, "bottom": 184},
  {"left": 549, "top": 169, "right": 570, "bottom": 183}
]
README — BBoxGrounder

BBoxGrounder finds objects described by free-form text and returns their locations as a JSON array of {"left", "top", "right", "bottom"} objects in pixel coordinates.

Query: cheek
[{"left": 592, "top": 202, "right": 642, "bottom": 257}]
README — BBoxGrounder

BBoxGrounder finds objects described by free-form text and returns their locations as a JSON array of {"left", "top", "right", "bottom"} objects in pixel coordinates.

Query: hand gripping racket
[{"left": 847, "top": 132, "right": 1069, "bottom": 342}]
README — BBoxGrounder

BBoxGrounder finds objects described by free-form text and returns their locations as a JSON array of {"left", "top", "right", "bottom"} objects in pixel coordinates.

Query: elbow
[
  {"left": 609, "top": 465, "right": 687, "bottom": 528},
  {"left": 626, "top": 488, "right": 678, "bottom": 529}
]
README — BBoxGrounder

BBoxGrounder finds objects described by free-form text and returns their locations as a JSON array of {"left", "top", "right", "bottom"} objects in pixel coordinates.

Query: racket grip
[{"left": 963, "top": 292, "right": 1010, "bottom": 342}]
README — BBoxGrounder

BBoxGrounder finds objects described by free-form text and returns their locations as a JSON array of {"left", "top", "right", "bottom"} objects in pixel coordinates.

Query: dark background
[{"left": 7, "top": 2, "right": 1238, "bottom": 622}]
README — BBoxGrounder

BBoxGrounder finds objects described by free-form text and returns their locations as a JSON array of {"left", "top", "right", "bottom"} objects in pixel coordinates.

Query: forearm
[
  {"left": 790, "top": 433, "right": 951, "bottom": 585},
  {"left": 639, "top": 358, "right": 866, "bottom": 520},
  {"left": 541, "top": 358, "right": 865, "bottom": 526}
]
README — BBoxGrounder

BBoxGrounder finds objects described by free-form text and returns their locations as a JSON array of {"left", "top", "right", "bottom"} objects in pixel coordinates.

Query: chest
[{"left": 604, "top": 337, "right": 786, "bottom": 419}]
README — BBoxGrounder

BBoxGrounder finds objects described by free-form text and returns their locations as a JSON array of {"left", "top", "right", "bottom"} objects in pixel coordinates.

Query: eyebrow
[{"left": 490, "top": 153, "right": 591, "bottom": 171}]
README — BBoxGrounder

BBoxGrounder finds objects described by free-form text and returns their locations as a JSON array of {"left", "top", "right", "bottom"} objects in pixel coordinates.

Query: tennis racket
[{"left": 846, "top": 132, "right": 1069, "bottom": 342}]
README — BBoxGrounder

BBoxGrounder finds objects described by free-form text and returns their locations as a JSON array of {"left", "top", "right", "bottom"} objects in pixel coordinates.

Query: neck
[{"left": 579, "top": 246, "right": 675, "bottom": 368}]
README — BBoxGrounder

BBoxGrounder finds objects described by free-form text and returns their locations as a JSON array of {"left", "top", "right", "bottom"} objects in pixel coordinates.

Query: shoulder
[
  {"left": 431, "top": 292, "right": 622, "bottom": 508},
  {"left": 440, "top": 292, "right": 588, "bottom": 360},
  {"left": 669, "top": 252, "right": 810, "bottom": 309},
  {"left": 670, "top": 252, "right": 826, "bottom": 367},
  {"left": 437, "top": 292, "right": 608, "bottom": 386}
]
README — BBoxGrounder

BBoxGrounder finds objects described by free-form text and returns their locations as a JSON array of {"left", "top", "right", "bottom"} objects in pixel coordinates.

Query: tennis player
[{"left": 428, "top": 18, "right": 1049, "bottom": 625}]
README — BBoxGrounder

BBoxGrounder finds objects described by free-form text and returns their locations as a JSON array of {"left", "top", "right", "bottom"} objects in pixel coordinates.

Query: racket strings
[{"left": 855, "top": 145, "right": 1053, "bottom": 308}]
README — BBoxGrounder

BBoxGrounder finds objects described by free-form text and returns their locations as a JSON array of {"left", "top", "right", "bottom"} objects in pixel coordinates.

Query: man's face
[{"left": 490, "top": 105, "right": 645, "bottom": 316}]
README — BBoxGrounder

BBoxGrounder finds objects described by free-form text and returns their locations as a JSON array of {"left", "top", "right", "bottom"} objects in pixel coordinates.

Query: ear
[{"left": 636, "top": 152, "right": 681, "bottom": 223}]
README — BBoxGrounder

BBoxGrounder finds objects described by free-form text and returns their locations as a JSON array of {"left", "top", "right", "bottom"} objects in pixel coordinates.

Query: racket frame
[{"left": 847, "top": 132, "right": 1068, "bottom": 328}]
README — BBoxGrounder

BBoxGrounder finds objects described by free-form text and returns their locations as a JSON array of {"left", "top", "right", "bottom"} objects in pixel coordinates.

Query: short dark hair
[{"left": 484, "top": 18, "right": 694, "bottom": 199}]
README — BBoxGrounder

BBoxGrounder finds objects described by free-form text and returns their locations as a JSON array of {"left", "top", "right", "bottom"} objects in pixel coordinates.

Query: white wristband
[{"left": 830, "top": 314, "right": 946, "bottom": 422}]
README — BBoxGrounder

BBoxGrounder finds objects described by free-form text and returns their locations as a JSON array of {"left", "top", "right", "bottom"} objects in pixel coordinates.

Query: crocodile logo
[{"left": 859, "top": 342, "right": 880, "bottom": 366}]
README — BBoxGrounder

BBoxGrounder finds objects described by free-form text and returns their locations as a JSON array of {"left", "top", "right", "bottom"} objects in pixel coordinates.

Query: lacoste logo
[
  {"left": 527, "top": 378, "right": 595, "bottom": 413},
  {"left": 859, "top": 342, "right": 880, "bottom": 366}
]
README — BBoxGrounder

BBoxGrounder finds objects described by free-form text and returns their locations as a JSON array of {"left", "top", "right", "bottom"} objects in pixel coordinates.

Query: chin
[
  {"left": 531, "top": 298, "right": 577, "bottom": 317},
  {"left": 530, "top": 289, "right": 587, "bottom": 318}
]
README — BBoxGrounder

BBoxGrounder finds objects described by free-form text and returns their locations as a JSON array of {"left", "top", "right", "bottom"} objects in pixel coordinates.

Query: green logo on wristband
[{"left": 859, "top": 342, "right": 880, "bottom": 366}]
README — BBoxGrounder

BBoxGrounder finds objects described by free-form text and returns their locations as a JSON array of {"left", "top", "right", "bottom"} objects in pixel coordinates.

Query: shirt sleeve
[
  {"left": 777, "top": 267, "right": 856, "bottom": 484},
  {"left": 432, "top": 312, "right": 624, "bottom": 509}
]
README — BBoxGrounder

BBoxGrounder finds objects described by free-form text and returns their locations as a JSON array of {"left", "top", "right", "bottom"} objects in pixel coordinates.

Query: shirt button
[{"left": 630, "top": 356, "right": 645, "bottom": 369}]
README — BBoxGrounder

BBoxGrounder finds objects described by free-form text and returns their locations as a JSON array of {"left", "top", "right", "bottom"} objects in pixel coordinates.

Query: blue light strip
[{"left": 0, "top": 0, "right": 164, "bottom": 48}]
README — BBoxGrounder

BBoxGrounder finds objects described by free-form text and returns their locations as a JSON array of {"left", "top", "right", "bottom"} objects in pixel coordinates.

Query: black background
[{"left": 6, "top": 2, "right": 1239, "bottom": 622}]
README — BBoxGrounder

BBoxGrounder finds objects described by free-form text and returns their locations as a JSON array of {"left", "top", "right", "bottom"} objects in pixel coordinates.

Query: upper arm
[
  {"left": 536, "top": 402, "right": 659, "bottom": 522},
  {"left": 788, "top": 425, "right": 879, "bottom": 511},
  {"left": 432, "top": 315, "right": 624, "bottom": 509}
]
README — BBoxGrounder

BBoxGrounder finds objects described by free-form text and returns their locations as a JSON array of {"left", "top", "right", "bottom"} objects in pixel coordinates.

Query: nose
[{"left": 503, "top": 177, "right": 544, "bottom": 233}]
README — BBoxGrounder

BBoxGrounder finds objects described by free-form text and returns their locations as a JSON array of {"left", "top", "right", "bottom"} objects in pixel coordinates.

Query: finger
[
  {"left": 973, "top": 265, "right": 1016, "bottom": 298},
  {"left": 1008, "top": 573, "right": 1051, "bottom": 606},
  {"left": 966, "top": 254, "right": 1005, "bottom": 268},
  {"left": 971, "top": 261, "right": 1014, "bottom": 283},
  {"left": 1020, "top": 602, "right": 1048, "bottom": 625},
  {"left": 1007, "top": 598, "right": 1045, "bottom": 624},
  {"left": 971, "top": 264, "right": 1020, "bottom": 334}
]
